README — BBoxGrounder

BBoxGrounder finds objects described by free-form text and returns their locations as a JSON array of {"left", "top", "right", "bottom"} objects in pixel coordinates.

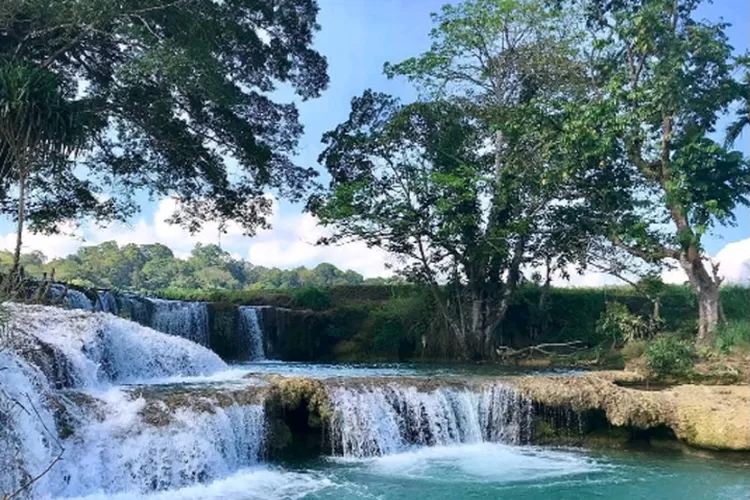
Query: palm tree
[{"left": 0, "top": 60, "right": 90, "bottom": 288}]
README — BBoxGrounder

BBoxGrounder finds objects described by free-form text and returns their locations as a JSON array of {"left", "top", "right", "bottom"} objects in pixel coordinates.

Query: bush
[
  {"left": 291, "top": 287, "right": 331, "bottom": 311},
  {"left": 595, "top": 302, "right": 659, "bottom": 346},
  {"left": 621, "top": 340, "right": 647, "bottom": 361},
  {"left": 716, "top": 321, "right": 750, "bottom": 353},
  {"left": 645, "top": 334, "right": 695, "bottom": 376}
]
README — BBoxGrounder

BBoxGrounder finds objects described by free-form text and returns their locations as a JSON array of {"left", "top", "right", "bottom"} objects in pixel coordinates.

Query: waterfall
[
  {"left": 6, "top": 303, "right": 225, "bottom": 388},
  {"left": 0, "top": 353, "right": 265, "bottom": 498},
  {"left": 238, "top": 306, "right": 266, "bottom": 360},
  {"left": 148, "top": 298, "right": 210, "bottom": 347},
  {"left": 326, "top": 383, "right": 533, "bottom": 458},
  {"left": 94, "top": 290, "right": 118, "bottom": 314},
  {"left": 116, "top": 293, "right": 153, "bottom": 326},
  {"left": 51, "top": 394, "right": 266, "bottom": 497},
  {"left": 48, "top": 284, "right": 93, "bottom": 310},
  {"left": 0, "top": 351, "right": 60, "bottom": 497},
  {"left": 1, "top": 304, "right": 267, "bottom": 498}
]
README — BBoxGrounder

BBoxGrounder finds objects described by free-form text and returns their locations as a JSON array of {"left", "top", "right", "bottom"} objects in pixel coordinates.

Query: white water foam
[
  {"left": 6, "top": 303, "right": 226, "bottom": 388},
  {"left": 356, "top": 442, "right": 601, "bottom": 483},
  {"left": 327, "top": 383, "right": 533, "bottom": 457},
  {"left": 48, "top": 391, "right": 266, "bottom": 498},
  {"left": 63, "top": 467, "right": 336, "bottom": 500},
  {"left": 0, "top": 351, "right": 62, "bottom": 497}
]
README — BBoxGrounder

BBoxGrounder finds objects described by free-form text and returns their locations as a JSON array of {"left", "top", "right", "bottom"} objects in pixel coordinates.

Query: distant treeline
[{"left": 1, "top": 241, "right": 398, "bottom": 291}]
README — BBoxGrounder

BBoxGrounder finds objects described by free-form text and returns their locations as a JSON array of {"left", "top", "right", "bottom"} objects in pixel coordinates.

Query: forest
[{"left": 0, "top": 243, "right": 386, "bottom": 291}]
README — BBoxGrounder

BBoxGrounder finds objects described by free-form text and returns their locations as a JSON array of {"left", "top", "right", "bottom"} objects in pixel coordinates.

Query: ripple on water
[{"left": 332, "top": 443, "right": 603, "bottom": 483}]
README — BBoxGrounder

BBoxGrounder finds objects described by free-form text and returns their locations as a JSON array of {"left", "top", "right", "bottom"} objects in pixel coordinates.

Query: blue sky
[{"left": 1, "top": 0, "right": 748, "bottom": 282}]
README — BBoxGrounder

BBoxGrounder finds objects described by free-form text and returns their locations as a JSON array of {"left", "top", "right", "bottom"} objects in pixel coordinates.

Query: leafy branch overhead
[
  {"left": 555, "top": 0, "right": 749, "bottom": 344},
  {"left": 0, "top": 0, "right": 329, "bottom": 234}
]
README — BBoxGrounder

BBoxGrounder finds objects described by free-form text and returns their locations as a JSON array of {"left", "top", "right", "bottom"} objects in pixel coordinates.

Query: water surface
[
  {"left": 69, "top": 443, "right": 750, "bottom": 500},
  {"left": 234, "top": 360, "right": 583, "bottom": 379}
]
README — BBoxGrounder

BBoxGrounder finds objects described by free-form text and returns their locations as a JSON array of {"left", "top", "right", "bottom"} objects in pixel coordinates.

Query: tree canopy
[
  {"left": 0, "top": 0, "right": 328, "bottom": 235},
  {"left": 0, "top": 241, "right": 369, "bottom": 291},
  {"left": 311, "top": 0, "right": 587, "bottom": 357},
  {"left": 554, "top": 0, "right": 749, "bottom": 344}
]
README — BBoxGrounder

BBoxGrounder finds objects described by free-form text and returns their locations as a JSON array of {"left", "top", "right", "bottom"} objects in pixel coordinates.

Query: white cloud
[
  {"left": 247, "top": 212, "right": 392, "bottom": 278},
  {"left": 661, "top": 238, "right": 750, "bottom": 287},
  {"left": 0, "top": 197, "right": 391, "bottom": 277},
  {"left": 0, "top": 221, "right": 85, "bottom": 259},
  {"left": 0, "top": 199, "right": 746, "bottom": 284}
]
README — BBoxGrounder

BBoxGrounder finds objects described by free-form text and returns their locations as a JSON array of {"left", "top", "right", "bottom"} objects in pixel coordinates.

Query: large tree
[
  {"left": 559, "top": 0, "right": 749, "bottom": 345},
  {"left": 312, "top": 90, "right": 578, "bottom": 357},
  {"left": 310, "top": 0, "right": 583, "bottom": 357},
  {"left": 0, "top": 0, "right": 328, "bottom": 240}
]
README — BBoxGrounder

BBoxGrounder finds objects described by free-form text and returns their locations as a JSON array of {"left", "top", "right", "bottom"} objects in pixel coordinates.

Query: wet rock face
[{"left": 513, "top": 372, "right": 750, "bottom": 451}]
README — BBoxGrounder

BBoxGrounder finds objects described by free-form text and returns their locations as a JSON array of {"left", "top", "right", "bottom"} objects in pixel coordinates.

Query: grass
[{"left": 716, "top": 320, "right": 750, "bottom": 353}]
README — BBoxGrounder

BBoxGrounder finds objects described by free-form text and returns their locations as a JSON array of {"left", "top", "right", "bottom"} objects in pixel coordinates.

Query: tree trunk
[
  {"left": 11, "top": 166, "right": 27, "bottom": 276},
  {"left": 696, "top": 285, "right": 721, "bottom": 346},
  {"left": 679, "top": 252, "right": 722, "bottom": 346}
]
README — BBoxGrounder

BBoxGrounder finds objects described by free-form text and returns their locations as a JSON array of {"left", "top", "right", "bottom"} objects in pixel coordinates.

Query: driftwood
[{"left": 495, "top": 340, "right": 587, "bottom": 359}]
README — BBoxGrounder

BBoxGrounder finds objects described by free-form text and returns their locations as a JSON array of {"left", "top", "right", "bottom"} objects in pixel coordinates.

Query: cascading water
[
  {"left": 48, "top": 284, "right": 94, "bottom": 310},
  {"left": 0, "top": 303, "right": 268, "bottom": 499},
  {"left": 50, "top": 394, "right": 266, "bottom": 497},
  {"left": 5, "top": 303, "right": 225, "bottom": 388},
  {"left": 148, "top": 298, "right": 210, "bottom": 347},
  {"left": 326, "top": 383, "right": 533, "bottom": 458},
  {"left": 238, "top": 306, "right": 266, "bottom": 360},
  {"left": 1, "top": 303, "right": 544, "bottom": 499},
  {"left": 94, "top": 290, "right": 118, "bottom": 314}
]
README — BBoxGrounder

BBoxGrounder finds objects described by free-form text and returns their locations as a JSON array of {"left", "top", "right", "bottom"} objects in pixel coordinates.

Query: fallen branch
[{"left": 495, "top": 341, "right": 587, "bottom": 359}]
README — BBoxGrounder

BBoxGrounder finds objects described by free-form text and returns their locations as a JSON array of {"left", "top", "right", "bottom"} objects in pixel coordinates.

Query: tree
[
  {"left": 560, "top": 0, "right": 749, "bottom": 345},
  {"left": 0, "top": 0, "right": 328, "bottom": 239},
  {"left": 0, "top": 61, "right": 93, "bottom": 279},
  {"left": 725, "top": 57, "right": 749, "bottom": 147},
  {"left": 312, "top": 0, "right": 584, "bottom": 357},
  {"left": 312, "top": 90, "right": 577, "bottom": 357}
]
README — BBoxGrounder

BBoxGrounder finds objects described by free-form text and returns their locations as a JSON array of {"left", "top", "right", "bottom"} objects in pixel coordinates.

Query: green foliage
[
  {"left": 312, "top": 0, "right": 588, "bottom": 356},
  {"left": 0, "top": 0, "right": 328, "bottom": 234},
  {"left": 716, "top": 321, "right": 750, "bottom": 353},
  {"left": 595, "top": 302, "right": 660, "bottom": 346},
  {"left": 620, "top": 340, "right": 648, "bottom": 362},
  {"left": 291, "top": 287, "right": 331, "bottom": 311},
  {"left": 15, "top": 242, "right": 365, "bottom": 292},
  {"left": 645, "top": 334, "right": 695, "bottom": 376},
  {"left": 556, "top": 0, "right": 749, "bottom": 343},
  {"left": 718, "top": 286, "right": 750, "bottom": 322}
]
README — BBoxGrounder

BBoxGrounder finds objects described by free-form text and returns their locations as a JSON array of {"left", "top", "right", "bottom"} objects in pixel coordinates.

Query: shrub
[
  {"left": 595, "top": 302, "right": 659, "bottom": 346},
  {"left": 621, "top": 340, "right": 647, "bottom": 361},
  {"left": 716, "top": 320, "right": 750, "bottom": 353},
  {"left": 291, "top": 287, "right": 331, "bottom": 311},
  {"left": 645, "top": 334, "right": 695, "bottom": 376}
]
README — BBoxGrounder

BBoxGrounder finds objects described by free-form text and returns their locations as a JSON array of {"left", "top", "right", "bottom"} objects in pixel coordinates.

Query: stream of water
[{"left": 1, "top": 303, "right": 747, "bottom": 499}]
